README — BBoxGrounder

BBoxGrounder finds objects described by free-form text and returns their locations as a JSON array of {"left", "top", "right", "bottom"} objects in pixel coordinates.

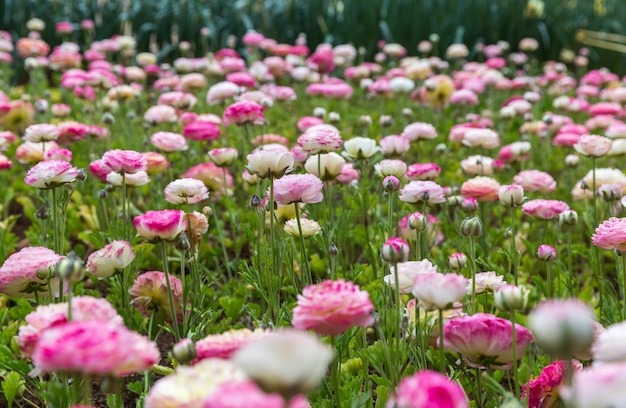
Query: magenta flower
[
  {"left": 387, "top": 370, "right": 469, "bottom": 408},
  {"left": 86, "top": 240, "right": 135, "bottom": 278},
  {"left": 129, "top": 271, "right": 185, "bottom": 321},
  {"left": 183, "top": 121, "right": 221, "bottom": 141},
  {"left": 444, "top": 313, "right": 534, "bottom": 368},
  {"left": 223, "top": 100, "right": 265, "bottom": 127},
  {"left": 399, "top": 180, "right": 446, "bottom": 205},
  {"left": 150, "top": 131, "right": 188, "bottom": 152},
  {"left": 0, "top": 246, "right": 65, "bottom": 298},
  {"left": 292, "top": 279, "right": 375, "bottom": 336},
  {"left": 164, "top": 178, "right": 210, "bottom": 204},
  {"left": 18, "top": 296, "right": 123, "bottom": 356},
  {"left": 246, "top": 148, "right": 294, "bottom": 179},
  {"left": 523, "top": 360, "right": 582, "bottom": 408},
  {"left": 102, "top": 149, "right": 147, "bottom": 174},
  {"left": 412, "top": 273, "right": 466, "bottom": 310},
  {"left": 194, "top": 329, "right": 268, "bottom": 363},
  {"left": 134, "top": 210, "right": 188, "bottom": 243},
  {"left": 522, "top": 199, "right": 570, "bottom": 220},
  {"left": 24, "top": 160, "right": 81, "bottom": 189},
  {"left": 381, "top": 237, "right": 410, "bottom": 263},
  {"left": 537, "top": 244, "right": 557, "bottom": 261},
  {"left": 406, "top": 163, "right": 441, "bottom": 181},
  {"left": 271, "top": 174, "right": 323, "bottom": 205},
  {"left": 32, "top": 320, "right": 159, "bottom": 376},
  {"left": 203, "top": 381, "right": 309, "bottom": 408},
  {"left": 592, "top": 217, "right": 626, "bottom": 252}
]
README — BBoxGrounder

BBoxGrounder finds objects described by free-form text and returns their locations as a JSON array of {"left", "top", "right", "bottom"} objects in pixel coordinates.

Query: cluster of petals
[
  {"left": 412, "top": 273, "right": 466, "bottom": 310},
  {"left": 297, "top": 125, "right": 342, "bottom": 154},
  {"left": 592, "top": 217, "right": 626, "bottom": 252},
  {"left": 383, "top": 260, "right": 438, "bottom": 293},
  {"left": 0, "top": 246, "right": 65, "bottom": 298},
  {"left": 522, "top": 199, "right": 569, "bottom": 220},
  {"left": 271, "top": 173, "right": 323, "bottom": 205},
  {"left": 461, "top": 176, "right": 501, "bottom": 202},
  {"left": 164, "top": 178, "right": 210, "bottom": 204},
  {"left": 387, "top": 370, "right": 468, "bottom": 408},
  {"left": 134, "top": 209, "right": 188, "bottom": 242},
  {"left": 193, "top": 328, "right": 269, "bottom": 363},
  {"left": 399, "top": 180, "right": 446, "bottom": 205},
  {"left": 129, "top": 271, "right": 185, "bottom": 321},
  {"left": 150, "top": 131, "right": 188, "bottom": 152},
  {"left": 222, "top": 100, "right": 265, "bottom": 126},
  {"left": 86, "top": 240, "right": 135, "bottom": 278},
  {"left": 513, "top": 170, "right": 556, "bottom": 193},
  {"left": 24, "top": 160, "right": 81, "bottom": 189}
]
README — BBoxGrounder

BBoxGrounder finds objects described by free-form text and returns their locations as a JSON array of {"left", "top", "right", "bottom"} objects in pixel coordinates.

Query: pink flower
[
  {"left": 384, "top": 260, "right": 438, "bottom": 293},
  {"left": 592, "top": 217, "right": 626, "bottom": 252},
  {"left": 129, "top": 271, "right": 185, "bottom": 321},
  {"left": 246, "top": 149, "right": 294, "bottom": 179},
  {"left": 399, "top": 180, "right": 446, "bottom": 205},
  {"left": 223, "top": 100, "right": 265, "bottom": 127},
  {"left": 523, "top": 360, "right": 582, "bottom": 408},
  {"left": 143, "top": 152, "right": 170, "bottom": 175},
  {"left": 460, "top": 155, "right": 496, "bottom": 176},
  {"left": 381, "top": 237, "right": 410, "bottom": 263},
  {"left": 292, "top": 279, "right": 375, "bottom": 336},
  {"left": 23, "top": 123, "right": 59, "bottom": 142},
  {"left": 514, "top": 170, "right": 556, "bottom": 193},
  {"left": 461, "top": 176, "right": 501, "bottom": 202},
  {"left": 380, "top": 135, "right": 410, "bottom": 156},
  {"left": 406, "top": 163, "right": 441, "bottom": 181},
  {"left": 164, "top": 178, "right": 210, "bottom": 204},
  {"left": 297, "top": 125, "right": 343, "bottom": 154},
  {"left": 134, "top": 210, "right": 188, "bottom": 242},
  {"left": 497, "top": 184, "right": 525, "bottom": 207},
  {"left": 296, "top": 116, "right": 325, "bottom": 132},
  {"left": 24, "top": 160, "right": 81, "bottom": 189},
  {"left": 194, "top": 329, "right": 269, "bottom": 363},
  {"left": 102, "top": 149, "right": 147, "bottom": 174},
  {"left": 387, "top": 370, "right": 469, "bottom": 408},
  {"left": 375, "top": 159, "right": 407, "bottom": 178},
  {"left": 401, "top": 122, "right": 438, "bottom": 141},
  {"left": 144, "top": 104, "right": 178, "bottom": 124},
  {"left": 538, "top": 244, "right": 556, "bottom": 261},
  {"left": 450, "top": 89, "right": 479, "bottom": 105},
  {"left": 335, "top": 162, "right": 359, "bottom": 184},
  {"left": 305, "top": 82, "right": 353, "bottom": 99},
  {"left": 522, "top": 199, "right": 569, "bottom": 220},
  {"left": 18, "top": 296, "right": 123, "bottom": 356},
  {"left": 468, "top": 272, "right": 506, "bottom": 294},
  {"left": 150, "top": 131, "right": 188, "bottom": 152},
  {"left": 106, "top": 171, "right": 150, "bottom": 187},
  {"left": 412, "top": 273, "right": 466, "bottom": 310},
  {"left": 43, "top": 146, "right": 72, "bottom": 162},
  {"left": 271, "top": 174, "right": 323, "bottom": 205},
  {"left": 444, "top": 313, "right": 534, "bottom": 368},
  {"left": 0, "top": 247, "right": 65, "bottom": 298},
  {"left": 574, "top": 134, "right": 613, "bottom": 157},
  {"left": 208, "top": 148, "right": 238, "bottom": 167},
  {"left": 32, "top": 320, "right": 159, "bottom": 376},
  {"left": 561, "top": 362, "right": 626, "bottom": 408},
  {"left": 203, "top": 381, "right": 309, "bottom": 408},
  {"left": 462, "top": 128, "right": 500, "bottom": 149},
  {"left": 183, "top": 121, "right": 221, "bottom": 141},
  {"left": 86, "top": 241, "right": 136, "bottom": 278}
]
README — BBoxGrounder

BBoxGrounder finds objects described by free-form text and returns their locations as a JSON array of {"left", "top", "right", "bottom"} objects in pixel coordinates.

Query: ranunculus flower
[
  {"left": 272, "top": 174, "right": 323, "bottom": 205},
  {"left": 592, "top": 320, "right": 626, "bottom": 365},
  {"left": 0, "top": 246, "right": 65, "bottom": 298},
  {"left": 23, "top": 123, "right": 59, "bottom": 142},
  {"left": 134, "top": 210, "right": 188, "bottom": 243},
  {"left": 523, "top": 360, "right": 582, "bottom": 408},
  {"left": 223, "top": 100, "right": 265, "bottom": 127},
  {"left": 194, "top": 328, "right": 269, "bottom": 363},
  {"left": 150, "top": 131, "right": 188, "bottom": 152},
  {"left": 32, "top": 320, "right": 159, "bottom": 376},
  {"left": 246, "top": 149, "right": 294, "bottom": 179},
  {"left": 401, "top": 122, "right": 438, "bottom": 141},
  {"left": 381, "top": 237, "right": 410, "bottom": 263},
  {"left": 444, "top": 313, "right": 534, "bottom": 369},
  {"left": 106, "top": 171, "right": 150, "bottom": 187},
  {"left": 399, "top": 180, "right": 446, "bottom": 205},
  {"left": 380, "top": 135, "right": 410, "bottom": 156},
  {"left": 86, "top": 241, "right": 135, "bottom": 278},
  {"left": 561, "top": 362, "right": 626, "bottom": 408},
  {"left": 467, "top": 272, "right": 506, "bottom": 294},
  {"left": 304, "top": 152, "right": 345, "bottom": 181},
  {"left": 462, "top": 128, "right": 500, "bottom": 149},
  {"left": 522, "top": 199, "right": 569, "bottom": 220},
  {"left": 24, "top": 160, "right": 81, "bottom": 189},
  {"left": 461, "top": 176, "right": 501, "bottom": 203},
  {"left": 164, "top": 178, "right": 210, "bottom": 204},
  {"left": 297, "top": 125, "right": 343, "bottom": 154},
  {"left": 412, "top": 273, "right": 467, "bottom": 310},
  {"left": 283, "top": 218, "right": 321, "bottom": 238},
  {"left": 498, "top": 185, "right": 525, "bottom": 207},
  {"left": 406, "top": 163, "right": 441, "bottom": 180},
  {"left": 206, "top": 81, "right": 240, "bottom": 105},
  {"left": 386, "top": 370, "right": 469, "bottom": 408},
  {"left": 375, "top": 159, "right": 407, "bottom": 178},
  {"left": 203, "top": 380, "right": 309, "bottom": 408},
  {"left": 513, "top": 170, "right": 556, "bottom": 193},
  {"left": 129, "top": 271, "right": 184, "bottom": 322},
  {"left": 102, "top": 149, "right": 147, "bottom": 174},
  {"left": 342, "top": 136, "right": 379, "bottom": 160},
  {"left": 292, "top": 279, "right": 374, "bottom": 336},
  {"left": 208, "top": 148, "right": 238, "bottom": 167},
  {"left": 183, "top": 121, "right": 221, "bottom": 142},
  {"left": 383, "top": 260, "right": 438, "bottom": 293},
  {"left": 574, "top": 134, "right": 613, "bottom": 157},
  {"left": 592, "top": 217, "right": 626, "bottom": 252}
]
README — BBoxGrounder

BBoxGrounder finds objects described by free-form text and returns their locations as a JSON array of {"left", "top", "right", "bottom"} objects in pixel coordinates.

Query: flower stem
[
  {"left": 622, "top": 254, "right": 626, "bottom": 320},
  {"left": 509, "top": 206, "right": 518, "bottom": 285},
  {"left": 294, "top": 204, "right": 311, "bottom": 285},
  {"left": 511, "top": 311, "right": 519, "bottom": 398},
  {"left": 567, "top": 228, "right": 574, "bottom": 296},
  {"left": 439, "top": 308, "right": 445, "bottom": 373},
  {"left": 330, "top": 335, "right": 341, "bottom": 407},
  {"left": 469, "top": 236, "right": 477, "bottom": 314},
  {"left": 51, "top": 187, "right": 60, "bottom": 253},
  {"left": 160, "top": 242, "right": 181, "bottom": 341},
  {"left": 212, "top": 209, "right": 233, "bottom": 279},
  {"left": 546, "top": 262, "right": 552, "bottom": 299}
]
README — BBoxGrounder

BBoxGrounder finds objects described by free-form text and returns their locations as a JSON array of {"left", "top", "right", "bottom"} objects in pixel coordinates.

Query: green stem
[
  {"left": 567, "top": 228, "right": 574, "bottom": 296},
  {"left": 511, "top": 311, "right": 519, "bottom": 398},
  {"left": 439, "top": 308, "right": 445, "bottom": 373},
  {"left": 268, "top": 176, "right": 278, "bottom": 321},
  {"left": 160, "top": 242, "right": 181, "bottom": 341},
  {"left": 212, "top": 209, "right": 233, "bottom": 279},
  {"left": 622, "top": 254, "right": 626, "bottom": 320},
  {"left": 469, "top": 236, "right": 477, "bottom": 314},
  {"left": 509, "top": 206, "right": 518, "bottom": 285},
  {"left": 387, "top": 190, "right": 394, "bottom": 239},
  {"left": 180, "top": 248, "right": 188, "bottom": 334},
  {"left": 122, "top": 172, "right": 127, "bottom": 241},
  {"left": 294, "top": 204, "right": 311, "bottom": 285},
  {"left": 51, "top": 188, "right": 60, "bottom": 253},
  {"left": 330, "top": 336, "right": 341, "bottom": 407},
  {"left": 546, "top": 262, "right": 552, "bottom": 299}
]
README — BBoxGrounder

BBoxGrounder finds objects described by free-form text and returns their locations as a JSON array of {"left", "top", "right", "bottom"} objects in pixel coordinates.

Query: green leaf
[
  {"left": 126, "top": 380, "right": 144, "bottom": 395},
  {"left": 2, "top": 371, "right": 25, "bottom": 408},
  {"left": 218, "top": 296, "right": 244, "bottom": 319}
]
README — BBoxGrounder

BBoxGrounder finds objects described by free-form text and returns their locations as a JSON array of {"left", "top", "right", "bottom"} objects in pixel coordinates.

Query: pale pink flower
[
  {"left": 591, "top": 320, "right": 626, "bottom": 364},
  {"left": 208, "top": 147, "right": 238, "bottom": 167},
  {"left": 522, "top": 199, "right": 569, "bottom": 220},
  {"left": 0, "top": 131, "right": 17, "bottom": 151},
  {"left": 336, "top": 163, "right": 360, "bottom": 185},
  {"left": 444, "top": 313, "right": 534, "bottom": 368},
  {"left": 223, "top": 100, "right": 265, "bottom": 127},
  {"left": 184, "top": 162, "right": 234, "bottom": 197},
  {"left": 574, "top": 134, "right": 613, "bottom": 157},
  {"left": 401, "top": 122, "right": 437, "bottom": 141},
  {"left": 523, "top": 360, "right": 582, "bottom": 408},
  {"left": 467, "top": 272, "right": 506, "bottom": 294},
  {"left": 246, "top": 149, "right": 294, "bottom": 179},
  {"left": 183, "top": 121, "right": 221, "bottom": 142},
  {"left": 43, "top": 146, "right": 72, "bottom": 162},
  {"left": 497, "top": 185, "right": 525, "bottom": 207},
  {"left": 203, "top": 380, "right": 309, "bottom": 408},
  {"left": 194, "top": 329, "right": 268, "bottom": 363},
  {"left": 412, "top": 273, "right": 467, "bottom": 310},
  {"left": 252, "top": 134, "right": 290, "bottom": 147},
  {"left": 186, "top": 211, "right": 209, "bottom": 247},
  {"left": 32, "top": 320, "right": 159, "bottom": 376},
  {"left": 304, "top": 152, "right": 345, "bottom": 181},
  {"left": 538, "top": 244, "right": 556, "bottom": 261},
  {"left": 297, "top": 125, "right": 342, "bottom": 154},
  {"left": 460, "top": 155, "right": 495, "bottom": 176},
  {"left": 381, "top": 237, "right": 410, "bottom": 263},
  {"left": 150, "top": 131, "right": 188, "bottom": 152},
  {"left": 18, "top": 296, "right": 123, "bottom": 356},
  {"left": 387, "top": 370, "right": 469, "bottom": 408},
  {"left": 134, "top": 210, "right": 188, "bottom": 242},
  {"left": 375, "top": 159, "right": 407, "bottom": 178},
  {"left": 89, "top": 159, "right": 111, "bottom": 182},
  {"left": 462, "top": 128, "right": 500, "bottom": 149},
  {"left": 561, "top": 362, "right": 626, "bottom": 408},
  {"left": 592, "top": 217, "right": 626, "bottom": 252},
  {"left": 158, "top": 91, "right": 197, "bottom": 110},
  {"left": 514, "top": 170, "right": 556, "bottom": 193},
  {"left": 384, "top": 260, "right": 438, "bottom": 293},
  {"left": 164, "top": 178, "right": 210, "bottom": 204},
  {"left": 292, "top": 279, "right": 375, "bottom": 336},
  {"left": 102, "top": 149, "right": 147, "bottom": 174},
  {"left": 399, "top": 180, "right": 446, "bottom": 205},
  {"left": 0, "top": 247, "right": 65, "bottom": 298},
  {"left": 86, "top": 241, "right": 135, "bottom": 278},
  {"left": 129, "top": 271, "right": 185, "bottom": 321},
  {"left": 461, "top": 176, "right": 501, "bottom": 203},
  {"left": 24, "top": 160, "right": 80, "bottom": 189},
  {"left": 450, "top": 89, "right": 479, "bottom": 105},
  {"left": 144, "top": 104, "right": 178, "bottom": 124},
  {"left": 380, "top": 135, "right": 410, "bottom": 156},
  {"left": 296, "top": 116, "right": 325, "bottom": 132},
  {"left": 271, "top": 174, "right": 323, "bottom": 205},
  {"left": 406, "top": 163, "right": 441, "bottom": 180},
  {"left": 23, "top": 123, "right": 59, "bottom": 142}
]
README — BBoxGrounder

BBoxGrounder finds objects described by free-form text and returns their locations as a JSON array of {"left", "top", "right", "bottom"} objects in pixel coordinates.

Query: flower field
[{"left": 1, "top": 12, "right": 626, "bottom": 408}]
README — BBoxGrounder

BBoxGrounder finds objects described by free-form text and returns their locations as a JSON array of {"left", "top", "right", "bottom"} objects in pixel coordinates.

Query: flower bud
[
  {"left": 498, "top": 185, "right": 525, "bottom": 207},
  {"left": 172, "top": 338, "right": 197, "bottom": 365},
  {"left": 448, "top": 252, "right": 467, "bottom": 269},
  {"left": 382, "top": 176, "right": 400, "bottom": 192},
  {"left": 435, "top": 143, "right": 447, "bottom": 155},
  {"left": 329, "top": 243, "right": 338, "bottom": 257},
  {"left": 381, "top": 237, "right": 410, "bottom": 263},
  {"left": 461, "top": 197, "right": 478, "bottom": 213},
  {"left": 494, "top": 284, "right": 530, "bottom": 311},
  {"left": 408, "top": 212, "right": 427, "bottom": 232},
  {"left": 379, "top": 115, "right": 394, "bottom": 127},
  {"left": 537, "top": 244, "right": 556, "bottom": 261},
  {"left": 359, "top": 115, "right": 373, "bottom": 127},
  {"left": 175, "top": 233, "right": 191, "bottom": 251},
  {"left": 401, "top": 108, "right": 413, "bottom": 118},
  {"left": 35, "top": 205, "right": 49, "bottom": 220},
  {"left": 565, "top": 154, "right": 579, "bottom": 168},
  {"left": 313, "top": 107, "right": 326, "bottom": 118},
  {"left": 447, "top": 195, "right": 462, "bottom": 207},
  {"left": 76, "top": 168, "right": 87, "bottom": 181},
  {"left": 328, "top": 112, "right": 340, "bottom": 123},
  {"left": 101, "top": 112, "right": 115, "bottom": 125},
  {"left": 557, "top": 210, "right": 578, "bottom": 229},
  {"left": 55, "top": 253, "right": 84, "bottom": 281},
  {"left": 460, "top": 216, "right": 483, "bottom": 237},
  {"left": 250, "top": 194, "right": 262, "bottom": 208},
  {"left": 202, "top": 206, "right": 213, "bottom": 218}
]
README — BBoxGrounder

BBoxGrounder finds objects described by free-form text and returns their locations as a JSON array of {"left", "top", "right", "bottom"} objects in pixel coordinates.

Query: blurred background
[{"left": 1, "top": 0, "right": 625, "bottom": 71}]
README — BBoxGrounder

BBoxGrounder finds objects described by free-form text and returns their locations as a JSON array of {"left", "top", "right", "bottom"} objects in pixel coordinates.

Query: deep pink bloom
[
  {"left": 523, "top": 360, "right": 582, "bottom": 408},
  {"left": 223, "top": 100, "right": 265, "bottom": 127},
  {"left": 514, "top": 170, "right": 556, "bottom": 193},
  {"left": 461, "top": 176, "right": 501, "bottom": 203},
  {"left": 0, "top": 247, "right": 65, "bottom": 298},
  {"left": 387, "top": 370, "right": 469, "bottom": 408},
  {"left": 18, "top": 296, "right": 123, "bottom": 356},
  {"left": 592, "top": 217, "right": 626, "bottom": 252},
  {"left": 134, "top": 210, "right": 188, "bottom": 242},
  {"left": 203, "top": 380, "right": 309, "bottom": 408},
  {"left": 522, "top": 199, "right": 569, "bottom": 220},
  {"left": 32, "top": 320, "right": 159, "bottom": 376},
  {"left": 292, "top": 279, "right": 375, "bottom": 336},
  {"left": 406, "top": 163, "right": 441, "bottom": 181},
  {"left": 538, "top": 244, "right": 556, "bottom": 261},
  {"left": 182, "top": 121, "right": 221, "bottom": 141},
  {"left": 444, "top": 313, "right": 534, "bottom": 368},
  {"left": 296, "top": 116, "right": 325, "bottom": 132},
  {"left": 129, "top": 271, "right": 184, "bottom": 321},
  {"left": 102, "top": 149, "right": 147, "bottom": 174},
  {"left": 24, "top": 160, "right": 81, "bottom": 189},
  {"left": 271, "top": 174, "right": 323, "bottom": 205},
  {"left": 194, "top": 329, "right": 268, "bottom": 363}
]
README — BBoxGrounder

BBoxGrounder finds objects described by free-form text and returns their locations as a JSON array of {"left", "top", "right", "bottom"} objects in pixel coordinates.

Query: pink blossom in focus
[
  {"left": 592, "top": 217, "right": 626, "bottom": 252},
  {"left": 412, "top": 273, "right": 467, "bottom": 310},
  {"left": 24, "top": 160, "right": 81, "bottom": 189},
  {"left": 129, "top": 271, "right": 185, "bottom": 322},
  {"left": 271, "top": 174, "right": 323, "bottom": 205},
  {"left": 461, "top": 176, "right": 501, "bottom": 203},
  {"left": 102, "top": 149, "right": 147, "bottom": 174},
  {"left": 134, "top": 210, "right": 188, "bottom": 243},
  {"left": 86, "top": 240, "right": 135, "bottom": 278},
  {"left": 150, "top": 131, "right": 188, "bottom": 152}
]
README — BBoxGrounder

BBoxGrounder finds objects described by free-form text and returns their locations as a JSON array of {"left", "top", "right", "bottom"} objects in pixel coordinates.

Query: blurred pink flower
[
  {"left": 461, "top": 176, "right": 501, "bottom": 203},
  {"left": 412, "top": 273, "right": 466, "bottom": 310},
  {"left": 203, "top": 380, "right": 308, "bottom": 408},
  {"left": 271, "top": 174, "right": 323, "bottom": 205},
  {"left": 194, "top": 328, "right": 269, "bottom": 363},
  {"left": 523, "top": 360, "right": 582, "bottom": 408},
  {"left": 400, "top": 180, "right": 446, "bottom": 205},
  {"left": 223, "top": 100, "right": 265, "bottom": 127},
  {"left": 297, "top": 125, "right": 342, "bottom": 154},
  {"left": 182, "top": 121, "right": 221, "bottom": 141},
  {"left": 462, "top": 128, "right": 500, "bottom": 149},
  {"left": 574, "top": 134, "right": 612, "bottom": 157},
  {"left": 150, "top": 131, "right": 188, "bottom": 152},
  {"left": 592, "top": 217, "right": 626, "bottom": 252},
  {"left": 32, "top": 320, "right": 159, "bottom": 376},
  {"left": 292, "top": 279, "right": 374, "bottom": 336},
  {"left": 380, "top": 135, "right": 410, "bottom": 156},
  {"left": 384, "top": 260, "right": 438, "bottom": 293},
  {"left": 401, "top": 122, "right": 437, "bottom": 141},
  {"left": 561, "top": 362, "right": 626, "bottom": 408},
  {"left": 297, "top": 116, "right": 325, "bottom": 132},
  {"left": 406, "top": 163, "right": 441, "bottom": 181},
  {"left": 143, "top": 152, "right": 170, "bottom": 175},
  {"left": 0, "top": 247, "right": 65, "bottom": 298},
  {"left": 387, "top": 370, "right": 468, "bottom": 408},
  {"left": 102, "top": 149, "right": 147, "bottom": 174},
  {"left": 134, "top": 210, "right": 188, "bottom": 243},
  {"left": 514, "top": 170, "right": 556, "bottom": 193},
  {"left": 522, "top": 199, "right": 569, "bottom": 220},
  {"left": 144, "top": 104, "right": 178, "bottom": 124},
  {"left": 23, "top": 123, "right": 59, "bottom": 143},
  {"left": 129, "top": 271, "right": 184, "bottom": 321},
  {"left": 467, "top": 272, "right": 506, "bottom": 294}
]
